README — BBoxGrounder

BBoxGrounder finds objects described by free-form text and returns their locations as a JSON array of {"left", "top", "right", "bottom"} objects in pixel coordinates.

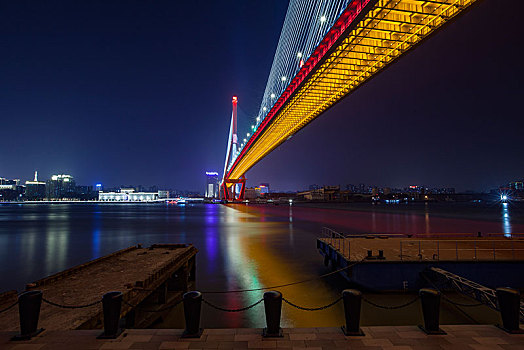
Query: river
[{"left": 0, "top": 201, "right": 522, "bottom": 328}]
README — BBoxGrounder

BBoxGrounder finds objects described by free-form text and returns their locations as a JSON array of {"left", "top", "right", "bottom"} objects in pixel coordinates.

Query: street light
[{"left": 320, "top": 15, "right": 327, "bottom": 23}]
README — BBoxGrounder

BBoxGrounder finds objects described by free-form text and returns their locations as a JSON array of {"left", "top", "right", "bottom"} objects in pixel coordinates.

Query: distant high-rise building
[
  {"left": 259, "top": 183, "right": 270, "bottom": 194},
  {"left": 205, "top": 172, "right": 219, "bottom": 198},
  {"left": 47, "top": 174, "right": 76, "bottom": 199},
  {"left": 25, "top": 171, "right": 46, "bottom": 200}
]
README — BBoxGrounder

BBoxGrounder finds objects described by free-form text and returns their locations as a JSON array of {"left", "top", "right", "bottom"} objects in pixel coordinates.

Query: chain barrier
[
  {"left": 282, "top": 296, "right": 342, "bottom": 311},
  {"left": 202, "top": 298, "right": 263, "bottom": 312},
  {"left": 202, "top": 259, "right": 365, "bottom": 294},
  {"left": 0, "top": 300, "right": 18, "bottom": 313},
  {"left": 441, "top": 295, "right": 484, "bottom": 307},
  {"left": 42, "top": 297, "right": 101, "bottom": 309},
  {"left": 123, "top": 298, "right": 184, "bottom": 313},
  {"left": 363, "top": 295, "right": 420, "bottom": 310}
]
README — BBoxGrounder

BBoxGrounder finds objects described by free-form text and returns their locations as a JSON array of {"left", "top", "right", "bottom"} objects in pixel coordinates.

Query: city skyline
[
  {"left": 1, "top": 1, "right": 523, "bottom": 192},
  {"left": 1, "top": 168, "right": 522, "bottom": 194}
]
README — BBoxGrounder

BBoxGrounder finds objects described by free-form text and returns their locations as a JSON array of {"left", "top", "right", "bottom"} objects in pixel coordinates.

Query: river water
[{"left": 0, "top": 202, "right": 522, "bottom": 328}]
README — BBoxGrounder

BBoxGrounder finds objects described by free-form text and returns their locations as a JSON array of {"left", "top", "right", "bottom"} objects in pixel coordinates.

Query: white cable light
[{"left": 228, "top": 0, "right": 352, "bottom": 171}]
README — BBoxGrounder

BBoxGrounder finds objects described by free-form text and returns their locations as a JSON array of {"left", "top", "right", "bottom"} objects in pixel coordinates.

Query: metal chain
[
  {"left": 202, "top": 259, "right": 365, "bottom": 294},
  {"left": 0, "top": 300, "right": 18, "bottom": 313},
  {"left": 123, "top": 298, "right": 183, "bottom": 312},
  {"left": 442, "top": 295, "right": 484, "bottom": 307},
  {"left": 282, "top": 296, "right": 342, "bottom": 311},
  {"left": 363, "top": 295, "right": 420, "bottom": 310},
  {"left": 203, "top": 298, "right": 263, "bottom": 312},
  {"left": 42, "top": 297, "right": 101, "bottom": 309}
]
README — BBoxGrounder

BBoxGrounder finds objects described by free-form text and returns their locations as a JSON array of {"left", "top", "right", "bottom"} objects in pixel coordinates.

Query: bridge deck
[{"left": 228, "top": 0, "right": 480, "bottom": 180}]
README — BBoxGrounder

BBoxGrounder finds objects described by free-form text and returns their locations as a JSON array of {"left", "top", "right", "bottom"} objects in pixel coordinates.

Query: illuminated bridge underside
[{"left": 228, "top": 0, "right": 478, "bottom": 180}]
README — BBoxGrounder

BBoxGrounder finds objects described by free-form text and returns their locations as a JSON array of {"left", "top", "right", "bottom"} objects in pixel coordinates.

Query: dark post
[
  {"left": 341, "top": 289, "right": 364, "bottom": 336},
  {"left": 496, "top": 287, "right": 523, "bottom": 333},
  {"left": 263, "top": 291, "right": 283, "bottom": 337},
  {"left": 157, "top": 282, "right": 167, "bottom": 304},
  {"left": 367, "top": 250, "right": 372, "bottom": 259},
  {"left": 418, "top": 288, "right": 445, "bottom": 334},
  {"left": 98, "top": 291, "right": 123, "bottom": 339},
  {"left": 12, "top": 290, "right": 44, "bottom": 340},
  {"left": 378, "top": 250, "right": 385, "bottom": 259},
  {"left": 182, "top": 291, "right": 203, "bottom": 338}
]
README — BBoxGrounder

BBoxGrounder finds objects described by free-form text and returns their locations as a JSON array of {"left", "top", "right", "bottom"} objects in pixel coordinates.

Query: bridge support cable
[{"left": 227, "top": 0, "right": 481, "bottom": 180}]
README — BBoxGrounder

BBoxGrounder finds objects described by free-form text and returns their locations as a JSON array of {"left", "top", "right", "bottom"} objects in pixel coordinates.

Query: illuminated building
[
  {"left": 98, "top": 188, "right": 164, "bottom": 202},
  {"left": 46, "top": 174, "right": 76, "bottom": 199},
  {"left": 0, "top": 177, "right": 23, "bottom": 201},
  {"left": 259, "top": 183, "right": 270, "bottom": 195},
  {"left": 510, "top": 181, "right": 524, "bottom": 191},
  {"left": 25, "top": 171, "right": 46, "bottom": 200},
  {"left": 205, "top": 172, "right": 219, "bottom": 198}
]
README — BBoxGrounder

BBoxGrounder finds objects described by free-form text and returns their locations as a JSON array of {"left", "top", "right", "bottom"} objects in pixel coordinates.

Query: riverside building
[
  {"left": 25, "top": 171, "right": 46, "bottom": 200},
  {"left": 98, "top": 188, "right": 169, "bottom": 202}
]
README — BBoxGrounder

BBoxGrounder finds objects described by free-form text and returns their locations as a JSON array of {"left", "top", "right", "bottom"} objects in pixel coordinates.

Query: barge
[{"left": 317, "top": 228, "right": 524, "bottom": 291}]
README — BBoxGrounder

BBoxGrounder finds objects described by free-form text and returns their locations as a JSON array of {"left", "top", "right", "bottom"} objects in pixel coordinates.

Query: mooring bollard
[
  {"left": 263, "top": 291, "right": 283, "bottom": 337},
  {"left": 12, "top": 290, "right": 44, "bottom": 340},
  {"left": 341, "top": 289, "right": 364, "bottom": 336},
  {"left": 182, "top": 291, "right": 203, "bottom": 338},
  {"left": 98, "top": 291, "right": 123, "bottom": 339},
  {"left": 418, "top": 288, "right": 445, "bottom": 334},
  {"left": 496, "top": 287, "right": 523, "bottom": 333}
]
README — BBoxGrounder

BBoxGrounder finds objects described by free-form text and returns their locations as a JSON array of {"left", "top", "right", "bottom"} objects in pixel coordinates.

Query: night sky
[{"left": 1, "top": 1, "right": 523, "bottom": 192}]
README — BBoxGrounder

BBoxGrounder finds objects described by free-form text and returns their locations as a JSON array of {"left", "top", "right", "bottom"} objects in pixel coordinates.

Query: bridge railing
[{"left": 321, "top": 227, "right": 350, "bottom": 259}]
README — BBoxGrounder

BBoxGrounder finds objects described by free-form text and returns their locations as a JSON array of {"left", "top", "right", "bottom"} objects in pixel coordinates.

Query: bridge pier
[{"left": 221, "top": 176, "right": 246, "bottom": 201}]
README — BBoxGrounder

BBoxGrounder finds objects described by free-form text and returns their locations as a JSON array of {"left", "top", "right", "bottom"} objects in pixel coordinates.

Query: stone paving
[{"left": 1, "top": 325, "right": 523, "bottom": 349}]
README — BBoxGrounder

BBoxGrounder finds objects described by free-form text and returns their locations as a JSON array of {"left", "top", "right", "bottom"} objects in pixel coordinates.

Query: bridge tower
[{"left": 220, "top": 96, "right": 246, "bottom": 201}]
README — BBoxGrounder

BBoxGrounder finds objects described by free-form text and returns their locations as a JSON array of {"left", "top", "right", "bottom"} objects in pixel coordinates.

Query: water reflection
[
  {"left": 502, "top": 203, "right": 511, "bottom": 237},
  {"left": 0, "top": 202, "right": 523, "bottom": 327}
]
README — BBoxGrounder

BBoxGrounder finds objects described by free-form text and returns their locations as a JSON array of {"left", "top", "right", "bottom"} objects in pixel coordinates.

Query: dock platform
[
  {"left": 0, "top": 244, "right": 197, "bottom": 331},
  {"left": 317, "top": 229, "right": 524, "bottom": 290}
]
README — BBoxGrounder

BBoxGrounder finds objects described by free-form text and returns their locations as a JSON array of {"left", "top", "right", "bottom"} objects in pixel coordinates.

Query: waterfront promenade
[{"left": 1, "top": 325, "right": 523, "bottom": 349}]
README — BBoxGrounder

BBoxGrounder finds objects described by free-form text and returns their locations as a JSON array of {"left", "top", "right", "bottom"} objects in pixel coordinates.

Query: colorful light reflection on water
[{"left": 0, "top": 202, "right": 521, "bottom": 327}]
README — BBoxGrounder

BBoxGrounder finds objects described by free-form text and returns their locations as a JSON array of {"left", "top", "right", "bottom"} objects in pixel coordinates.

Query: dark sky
[{"left": 1, "top": 1, "right": 523, "bottom": 192}]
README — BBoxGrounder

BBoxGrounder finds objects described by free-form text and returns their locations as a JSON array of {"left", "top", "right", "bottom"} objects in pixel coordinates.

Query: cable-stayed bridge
[{"left": 221, "top": 0, "right": 479, "bottom": 200}]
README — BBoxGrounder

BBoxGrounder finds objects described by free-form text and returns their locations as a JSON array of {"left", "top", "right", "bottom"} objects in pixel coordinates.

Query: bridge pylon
[{"left": 221, "top": 96, "right": 246, "bottom": 201}]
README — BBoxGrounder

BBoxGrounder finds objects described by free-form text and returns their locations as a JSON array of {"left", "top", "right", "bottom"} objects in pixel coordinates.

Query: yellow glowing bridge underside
[{"left": 229, "top": 0, "right": 478, "bottom": 180}]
